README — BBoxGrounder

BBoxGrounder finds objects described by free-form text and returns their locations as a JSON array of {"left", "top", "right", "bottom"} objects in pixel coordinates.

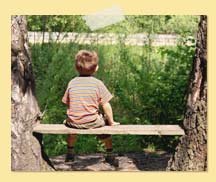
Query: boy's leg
[
  {"left": 96, "top": 113, "right": 112, "bottom": 151},
  {"left": 98, "top": 135, "right": 112, "bottom": 150},
  {"left": 67, "top": 134, "right": 77, "bottom": 147},
  {"left": 95, "top": 114, "right": 118, "bottom": 166},
  {"left": 65, "top": 134, "right": 77, "bottom": 162},
  {"left": 97, "top": 135, "right": 118, "bottom": 167}
]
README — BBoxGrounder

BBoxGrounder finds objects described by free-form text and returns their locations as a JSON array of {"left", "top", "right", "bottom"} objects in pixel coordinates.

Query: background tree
[
  {"left": 11, "top": 15, "right": 53, "bottom": 171},
  {"left": 167, "top": 15, "right": 207, "bottom": 171}
]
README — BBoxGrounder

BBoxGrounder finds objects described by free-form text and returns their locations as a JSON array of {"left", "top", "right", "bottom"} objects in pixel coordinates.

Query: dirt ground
[{"left": 50, "top": 150, "right": 172, "bottom": 171}]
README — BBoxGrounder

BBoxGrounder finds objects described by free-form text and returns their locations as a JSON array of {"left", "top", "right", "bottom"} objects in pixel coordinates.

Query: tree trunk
[
  {"left": 11, "top": 15, "right": 54, "bottom": 171},
  {"left": 167, "top": 15, "right": 207, "bottom": 171}
]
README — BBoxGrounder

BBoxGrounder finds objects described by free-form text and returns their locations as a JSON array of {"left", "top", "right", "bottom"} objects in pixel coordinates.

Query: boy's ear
[{"left": 95, "top": 65, "right": 99, "bottom": 72}]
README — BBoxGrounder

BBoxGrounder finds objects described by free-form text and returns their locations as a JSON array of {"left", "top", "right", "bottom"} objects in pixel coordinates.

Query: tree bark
[
  {"left": 167, "top": 15, "right": 207, "bottom": 171},
  {"left": 11, "top": 15, "right": 54, "bottom": 171}
]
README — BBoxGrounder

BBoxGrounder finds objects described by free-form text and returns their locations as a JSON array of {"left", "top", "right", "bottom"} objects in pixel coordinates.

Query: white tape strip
[{"left": 83, "top": 6, "right": 125, "bottom": 31}]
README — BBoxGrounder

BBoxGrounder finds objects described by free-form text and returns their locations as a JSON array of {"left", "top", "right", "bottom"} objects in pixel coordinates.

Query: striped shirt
[{"left": 62, "top": 76, "right": 113, "bottom": 124}]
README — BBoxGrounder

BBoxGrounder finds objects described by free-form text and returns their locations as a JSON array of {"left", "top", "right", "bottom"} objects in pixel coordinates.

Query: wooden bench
[{"left": 33, "top": 124, "right": 185, "bottom": 135}]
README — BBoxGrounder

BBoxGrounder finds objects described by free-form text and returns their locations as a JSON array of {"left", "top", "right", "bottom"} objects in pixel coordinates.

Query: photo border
[{"left": 0, "top": 0, "right": 215, "bottom": 181}]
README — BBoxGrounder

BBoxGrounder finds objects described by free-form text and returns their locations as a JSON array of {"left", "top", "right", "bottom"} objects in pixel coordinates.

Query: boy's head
[{"left": 75, "top": 50, "right": 99, "bottom": 76}]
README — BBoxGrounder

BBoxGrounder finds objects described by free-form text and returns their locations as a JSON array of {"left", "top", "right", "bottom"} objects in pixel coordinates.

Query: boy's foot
[
  {"left": 65, "top": 153, "right": 75, "bottom": 162},
  {"left": 105, "top": 154, "right": 119, "bottom": 167}
]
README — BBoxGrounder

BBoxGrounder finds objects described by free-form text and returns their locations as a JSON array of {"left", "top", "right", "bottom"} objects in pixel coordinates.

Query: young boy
[{"left": 62, "top": 50, "right": 119, "bottom": 164}]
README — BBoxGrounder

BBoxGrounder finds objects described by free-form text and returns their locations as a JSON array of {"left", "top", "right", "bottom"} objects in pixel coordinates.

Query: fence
[{"left": 28, "top": 32, "right": 193, "bottom": 46}]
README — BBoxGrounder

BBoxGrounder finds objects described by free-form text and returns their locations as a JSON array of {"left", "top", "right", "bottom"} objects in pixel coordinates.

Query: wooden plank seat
[{"left": 33, "top": 124, "right": 185, "bottom": 135}]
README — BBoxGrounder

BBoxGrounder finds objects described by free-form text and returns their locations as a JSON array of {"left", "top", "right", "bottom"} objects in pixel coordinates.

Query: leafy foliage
[
  {"left": 29, "top": 15, "right": 197, "bottom": 156},
  {"left": 27, "top": 15, "right": 199, "bottom": 36},
  {"left": 31, "top": 42, "right": 195, "bottom": 156},
  {"left": 27, "top": 15, "right": 89, "bottom": 32}
]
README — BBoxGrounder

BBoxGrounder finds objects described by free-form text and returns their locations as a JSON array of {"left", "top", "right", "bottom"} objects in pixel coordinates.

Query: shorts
[
  {"left": 63, "top": 114, "right": 106, "bottom": 129},
  {"left": 63, "top": 114, "right": 110, "bottom": 140}
]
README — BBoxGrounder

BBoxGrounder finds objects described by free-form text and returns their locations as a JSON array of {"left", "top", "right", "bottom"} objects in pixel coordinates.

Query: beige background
[{"left": 0, "top": 0, "right": 215, "bottom": 181}]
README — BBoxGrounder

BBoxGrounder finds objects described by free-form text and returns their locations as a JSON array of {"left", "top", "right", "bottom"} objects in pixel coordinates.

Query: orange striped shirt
[{"left": 62, "top": 76, "right": 113, "bottom": 124}]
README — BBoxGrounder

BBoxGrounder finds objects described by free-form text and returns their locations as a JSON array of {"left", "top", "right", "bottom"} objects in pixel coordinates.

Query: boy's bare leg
[
  {"left": 99, "top": 135, "right": 112, "bottom": 150},
  {"left": 65, "top": 134, "right": 77, "bottom": 162},
  {"left": 98, "top": 135, "right": 118, "bottom": 167},
  {"left": 67, "top": 134, "right": 77, "bottom": 147}
]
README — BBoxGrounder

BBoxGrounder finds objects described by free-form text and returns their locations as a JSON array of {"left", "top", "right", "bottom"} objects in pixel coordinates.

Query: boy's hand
[{"left": 109, "top": 121, "right": 120, "bottom": 126}]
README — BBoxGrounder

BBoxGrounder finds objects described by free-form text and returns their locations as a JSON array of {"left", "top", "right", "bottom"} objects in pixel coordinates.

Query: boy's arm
[
  {"left": 62, "top": 85, "right": 69, "bottom": 105},
  {"left": 102, "top": 102, "right": 120, "bottom": 126}
]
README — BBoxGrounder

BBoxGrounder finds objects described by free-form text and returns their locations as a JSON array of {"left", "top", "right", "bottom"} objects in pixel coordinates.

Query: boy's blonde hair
[{"left": 75, "top": 50, "right": 99, "bottom": 76}]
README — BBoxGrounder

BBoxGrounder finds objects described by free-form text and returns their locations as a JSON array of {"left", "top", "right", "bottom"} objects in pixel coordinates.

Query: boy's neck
[{"left": 79, "top": 75, "right": 93, "bottom": 77}]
